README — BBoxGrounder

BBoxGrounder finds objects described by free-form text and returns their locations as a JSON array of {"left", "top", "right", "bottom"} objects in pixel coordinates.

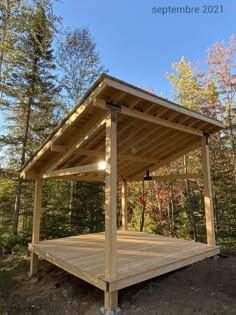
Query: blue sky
[{"left": 54, "top": 0, "right": 235, "bottom": 100}]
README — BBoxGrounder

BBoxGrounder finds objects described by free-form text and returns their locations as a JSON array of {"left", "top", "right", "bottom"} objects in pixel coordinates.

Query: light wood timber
[
  {"left": 118, "top": 131, "right": 194, "bottom": 176},
  {"left": 20, "top": 79, "right": 108, "bottom": 178},
  {"left": 44, "top": 175, "right": 105, "bottom": 181},
  {"left": 42, "top": 163, "right": 105, "bottom": 179},
  {"left": 28, "top": 231, "right": 220, "bottom": 292},
  {"left": 22, "top": 171, "right": 37, "bottom": 179},
  {"left": 104, "top": 77, "right": 223, "bottom": 128},
  {"left": 73, "top": 148, "right": 159, "bottom": 164},
  {"left": 104, "top": 291, "right": 118, "bottom": 313},
  {"left": 121, "top": 180, "right": 128, "bottom": 230},
  {"left": 30, "top": 178, "right": 43, "bottom": 275},
  {"left": 28, "top": 240, "right": 106, "bottom": 291},
  {"left": 47, "top": 113, "right": 108, "bottom": 172},
  {"left": 75, "top": 103, "right": 157, "bottom": 166},
  {"left": 120, "top": 110, "right": 202, "bottom": 160},
  {"left": 129, "top": 141, "right": 201, "bottom": 180},
  {"left": 20, "top": 102, "right": 91, "bottom": 178},
  {"left": 113, "top": 109, "right": 203, "bottom": 178},
  {"left": 201, "top": 136, "right": 216, "bottom": 247},
  {"left": 151, "top": 173, "right": 203, "bottom": 182},
  {"left": 105, "top": 113, "right": 117, "bottom": 280},
  {"left": 20, "top": 74, "right": 223, "bottom": 180},
  {"left": 50, "top": 144, "right": 68, "bottom": 152},
  {"left": 94, "top": 99, "right": 204, "bottom": 137},
  {"left": 118, "top": 117, "right": 204, "bottom": 177}
]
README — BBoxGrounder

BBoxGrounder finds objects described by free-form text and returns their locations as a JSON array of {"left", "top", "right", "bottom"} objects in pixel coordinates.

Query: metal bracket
[
  {"left": 203, "top": 132, "right": 210, "bottom": 145},
  {"left": 106, "top": 101, "right": 121, "bottom": 112},
  {"left": 144, "top": 170, "right": 152, "bottom": 181},
  {"left": 106, "top": 101, "right": 121, "bottom": 123}
]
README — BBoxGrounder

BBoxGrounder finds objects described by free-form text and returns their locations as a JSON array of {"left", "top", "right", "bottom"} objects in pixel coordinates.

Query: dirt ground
[{"left": 0, "top": 253, "right": 236, "bottom": 315}]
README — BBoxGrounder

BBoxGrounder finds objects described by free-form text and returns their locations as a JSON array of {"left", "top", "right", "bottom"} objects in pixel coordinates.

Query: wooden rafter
[
  {"left": 94, "top": 99, "right": 204, "bottom": 136},
  {"left": 63, "top": 148, "right": 160, "bottom": 165},
  {"left": 104, "top": 77, "right": 223, "bottom": 128},
  {"left": 20, "top": 81, "right": 106, "bottom": 178},
  {"left": 151, "top": 173, "right": 203, "bottom": 182},
  {"left": 128, "top": 141, "right": 201, "bottom": 180},
  {"left": 46, "top": 113, "right": 108, "bottom": 172},
  {"left": 20, "top": 74, "right": 223, "bottom": 181}
]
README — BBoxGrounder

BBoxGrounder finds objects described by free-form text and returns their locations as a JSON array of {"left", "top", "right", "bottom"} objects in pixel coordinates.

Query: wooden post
[
  {"left": 201, "top": 136, "right": 216, "bottom": 247},
  {"left": 104, "top": 111, "right": 118, "bottom": 313},
  {"left": 104, "top": 291, "right": 118, "bottom": 313},
  {"left": 30, "top": 178, "right": 43, "bottom": 275},
  {"left": 121, "top": 180, "right": 128, "bottom": 230}
]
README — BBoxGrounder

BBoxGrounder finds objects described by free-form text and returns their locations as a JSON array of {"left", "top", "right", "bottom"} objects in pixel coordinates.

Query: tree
[
  {"left": 57, "top": 27, "right": 107, "bottom": 108},
  {"left": 166, "top": 56, "right": 218, "bottom": 115},
  {"left": 207, "top": 34, "right": 236, "bottom": 150},
  {"left": 166, "top": 36, "right": 236, "bottom": 246},
  {"left": 0, "top": 1, "right": 27, "bottom": 104},
  {"left": 0, "top": 2, "right": 61, "bottom": 235}
]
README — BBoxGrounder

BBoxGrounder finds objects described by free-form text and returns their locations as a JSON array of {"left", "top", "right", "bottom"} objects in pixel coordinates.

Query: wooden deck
[{"left": 29, "top": 231, "right": 219, "bottom": 293}]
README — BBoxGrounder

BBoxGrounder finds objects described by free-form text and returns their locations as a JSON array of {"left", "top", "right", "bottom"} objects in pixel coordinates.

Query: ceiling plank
[
  {"left": 128, "top": 141, "right": 201, "bottom": 180},
  {"left": 151, "top": 173, "right": 203, "bottom": 182},
  {"left": 74, "top": 148, "right": 159, "bottom": 165},
  {"left": 46, "top": 113, "right": 108, "bottom": 172},
  {"left": 94, "top": 99, "right": 204, "bottom": 136},
  {"left": 104, "top": 78, "right": 223, "bottom": 128}
]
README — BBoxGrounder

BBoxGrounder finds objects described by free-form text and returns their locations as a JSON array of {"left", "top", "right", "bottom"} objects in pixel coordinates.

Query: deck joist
[{"left": 29, "top": 231, "right": 219, "bottom": 292}]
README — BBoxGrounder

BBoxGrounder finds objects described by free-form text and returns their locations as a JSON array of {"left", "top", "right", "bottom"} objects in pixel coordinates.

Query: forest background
[{"left": 0, "top": 0, "right": 235, "bottom": 255}]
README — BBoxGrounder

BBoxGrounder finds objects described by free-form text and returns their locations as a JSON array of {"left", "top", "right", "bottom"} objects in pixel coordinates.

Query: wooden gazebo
[{"left": 20, "top": 74, "right": 223, "bottom": 315}]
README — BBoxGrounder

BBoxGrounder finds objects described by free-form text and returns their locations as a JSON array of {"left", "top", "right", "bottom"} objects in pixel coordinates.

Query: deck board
[{"left": 29, "top": 231, "right": 219, "bottom": 292}]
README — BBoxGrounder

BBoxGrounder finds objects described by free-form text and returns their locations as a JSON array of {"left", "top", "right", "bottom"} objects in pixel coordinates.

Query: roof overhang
[{"left": 20, "top": 74, "right": 224, "bottom": 181}]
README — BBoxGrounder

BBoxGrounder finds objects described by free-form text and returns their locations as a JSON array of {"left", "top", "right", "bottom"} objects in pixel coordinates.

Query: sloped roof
[{"left": 20, "top": 74, "right": 223, "bottom": 181}]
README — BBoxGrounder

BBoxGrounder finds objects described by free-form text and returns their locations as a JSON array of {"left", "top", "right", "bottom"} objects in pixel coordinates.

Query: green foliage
[
  {"left": 166, "top": 56, "right": 218, "bottom": 114},
  {"left": 56, "top": 27, "right": 108, "bottom": 108},
  {"left": 163, "top": 35, "right": 236, "bottom": 247},
  {"left": 69, "top": 181, "right": 105, "bottom": 234},
  {"left": 1, "top": 3, "right": 61, "bottom": 163},
  {"left": 0, "top": 233, "right": 28, "bottom": 255}
]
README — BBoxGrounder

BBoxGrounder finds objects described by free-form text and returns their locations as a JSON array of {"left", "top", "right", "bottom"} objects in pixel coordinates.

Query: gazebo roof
[{"left": 20, "top": 74, "right": 223, "bottom": 181}]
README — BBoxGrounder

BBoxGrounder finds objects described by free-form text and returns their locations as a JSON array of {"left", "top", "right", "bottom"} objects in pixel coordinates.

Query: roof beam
[
  {"left": 75, "top": 148, "right": 159, "bottom": 164},
  {"left": 42, "top": 163, "right": 105, "bottom": 179},
  {"left": 94, "top": 99, "right": 204, "bottom": 136},
  {"left": 46, "top": 113, "right": 108, "bottom": 172},
  {"left": 46, "top": 175, "right": 105, "bottom": 181},
  {"left": 104, "top": 77, "right": 223, "bottom": 128},
  {"left": 20, "top": 79, "right": 107, "bottom": 178},
  {"left": 128, "top": 141, "right": 201, "bottom": 180},
  {"left": 20, "top": 101, "right": 92, "bottom": 178},
  {"left": 151, "top": 173, "right": 203, "bottom": 182},
  {"left": 50, "top": 144, "right": 68, "bottom": 152}
]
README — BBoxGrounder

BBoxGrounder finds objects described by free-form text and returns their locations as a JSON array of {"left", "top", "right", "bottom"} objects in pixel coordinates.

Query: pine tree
[{"left": 0, "top": 3, "right": 61, "bottom": 235}]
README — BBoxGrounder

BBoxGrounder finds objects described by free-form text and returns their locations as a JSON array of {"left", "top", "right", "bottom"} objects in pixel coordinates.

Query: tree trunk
[
  {"left": 183, "top": 155, "right": 198, "bottom": 241},
  {"left": 169, "top": 185, "right": 176, "bottom": 238},
  {"left": 69, "top": 181, "right": 74, "bottom": 229},
  {"left": 0, "top": 0, "right": 11, "bottom": 103},
  {"left": 140, "top": 181, "right": 145, "bottom": 232},
  {"left": 12, "top": 176, "right": 23, "bottom": 236},
  {"left": 12, "top": 97, "right": 32, "bottom": 236}
]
